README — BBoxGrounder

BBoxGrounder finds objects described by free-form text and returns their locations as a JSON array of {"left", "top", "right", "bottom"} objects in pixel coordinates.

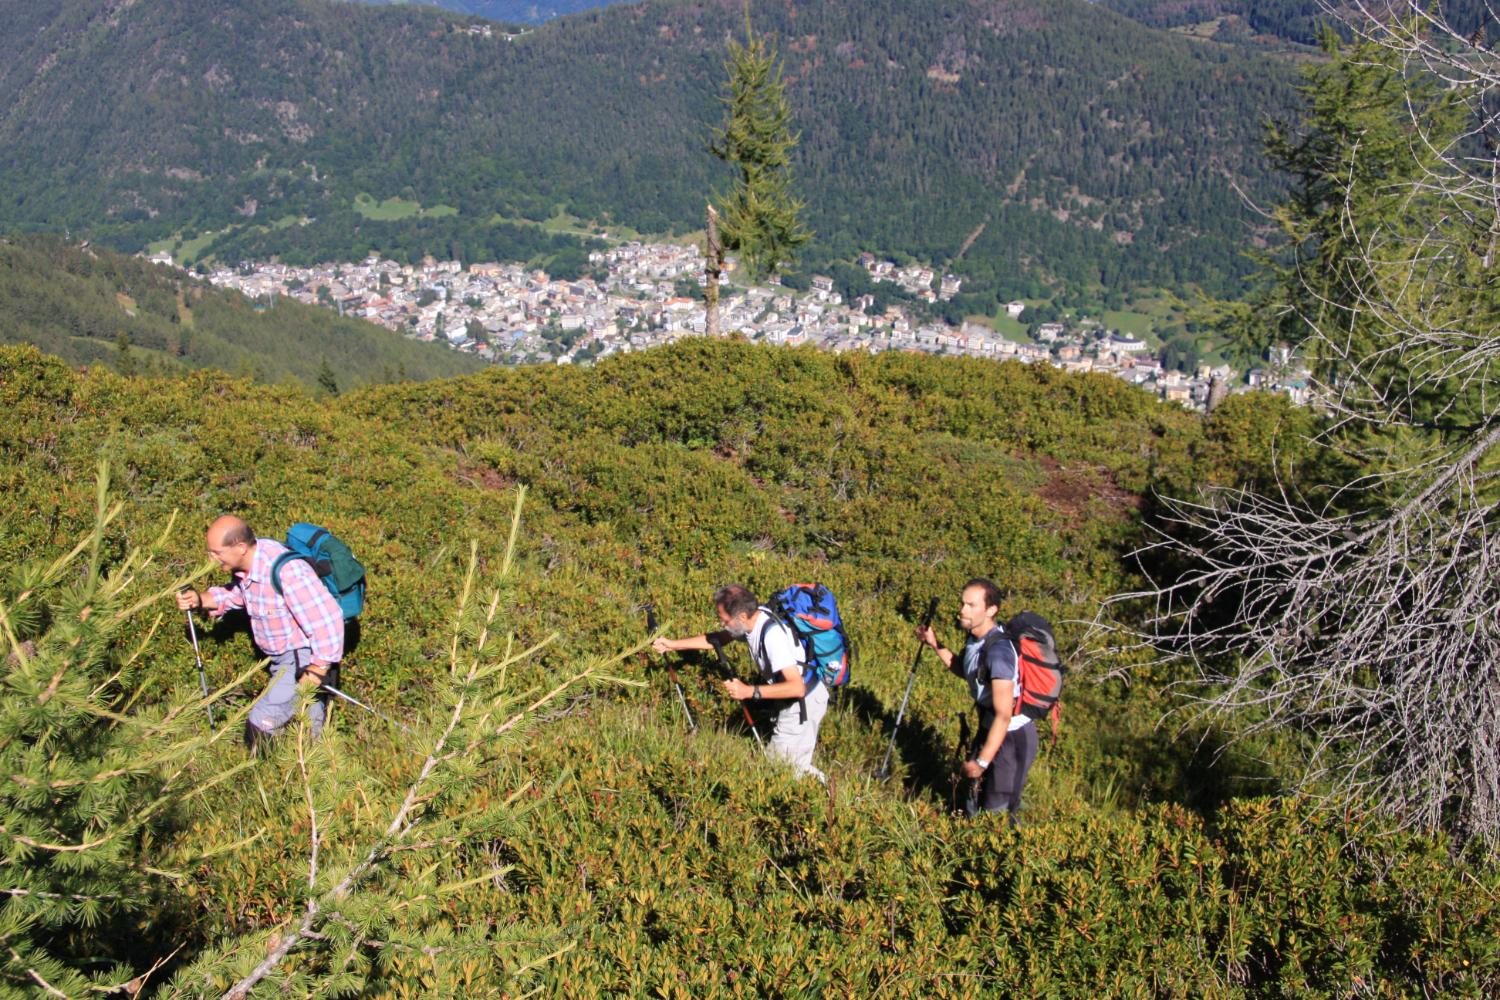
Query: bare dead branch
[{"left": 1095, "top": 3, "right": 1500, "bottom": 851}]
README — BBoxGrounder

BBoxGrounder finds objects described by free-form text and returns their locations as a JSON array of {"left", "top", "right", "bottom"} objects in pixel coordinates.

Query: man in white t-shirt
[
  {"left": 916, "top": 577, "right": 1037, "bottom": 822},
  {"left": 652, "top": 584, "right": 828, "bottom": 781}
]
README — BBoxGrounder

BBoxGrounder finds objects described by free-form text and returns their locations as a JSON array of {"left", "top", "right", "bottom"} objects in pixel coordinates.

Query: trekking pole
[
  {"left": 948, "top": 711, "right": 966, "bottom": 813},
  {"left": 320, "top": 683, "right": 413, "bottom": 735},
  {"left": 957, "top": 711, "right": 980, "bottom": 817},
  {"left": 182, "top": 597, "right": 214, "bottom": 727},
  {"left": 710, "top": 636, "right": 765, "bottom": 749},
  {"left": 875, "top": 596, "right": 940, "bottom": 780},
  {"left": 646, "top": 604, "right": 696, "bottom": 732}
]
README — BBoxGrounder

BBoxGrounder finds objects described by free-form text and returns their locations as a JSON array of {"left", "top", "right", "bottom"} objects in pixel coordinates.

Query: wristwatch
[{"left": 752, "top": 685, "right": 761, "bottom": 700}]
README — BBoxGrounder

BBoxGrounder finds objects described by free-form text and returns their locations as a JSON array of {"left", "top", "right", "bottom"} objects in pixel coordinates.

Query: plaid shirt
[{"left": 208, "top": 538, "right": 344, "bottom": 666}]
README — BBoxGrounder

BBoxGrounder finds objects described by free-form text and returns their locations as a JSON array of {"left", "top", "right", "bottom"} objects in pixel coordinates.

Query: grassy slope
[
  {"left": 1, "top": 340, "right": 1493, "bottom": 995},
  {"left": 0, "top": 235, "right": 483, "bottom": 388}
]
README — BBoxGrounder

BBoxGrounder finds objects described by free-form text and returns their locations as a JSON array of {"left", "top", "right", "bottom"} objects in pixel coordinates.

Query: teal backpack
[{"left": 270, "top": 523, "right": 366, "bottom": 620}]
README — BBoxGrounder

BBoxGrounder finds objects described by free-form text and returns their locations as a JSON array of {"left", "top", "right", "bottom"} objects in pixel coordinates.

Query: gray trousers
[
  {"left": 767, "top": 681, "right": 828, "bottom": 782},
  {"left": 249, "top": 648, "right": 327, "bottom": 738}
]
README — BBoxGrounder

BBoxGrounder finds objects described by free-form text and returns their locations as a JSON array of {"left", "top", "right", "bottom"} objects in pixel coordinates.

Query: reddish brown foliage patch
[
  {"left": 1034, "top": 455, "right": 1141, "bottom": 527},
  {"left": 455, "top": 463, "right": 515, "bottom": 492}
]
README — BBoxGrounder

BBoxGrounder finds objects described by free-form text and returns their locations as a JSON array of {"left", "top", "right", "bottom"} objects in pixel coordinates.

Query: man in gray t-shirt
[
  {"left": 653, "top": 583, "right": 827, "bottom": 781},
  {"left": 916, "top": 577, "right": 1037, "bottom": 821}
]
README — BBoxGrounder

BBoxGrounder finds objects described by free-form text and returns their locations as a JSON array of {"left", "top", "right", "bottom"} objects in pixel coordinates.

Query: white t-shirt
[{"left": 747, "top": 607, "right": 805, "bottom": 682}]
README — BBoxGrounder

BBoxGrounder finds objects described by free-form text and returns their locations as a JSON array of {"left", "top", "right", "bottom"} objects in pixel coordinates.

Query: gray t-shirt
[{"left": 962, "top": 626, "right": 1032, "bottom": 732}]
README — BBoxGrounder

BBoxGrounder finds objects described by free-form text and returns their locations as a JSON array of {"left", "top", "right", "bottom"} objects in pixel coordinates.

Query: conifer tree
[
  {"left": 114, "top": 330, "right": 136, "bottom": 377},
  {"left": 316, "top": 357, "right": 339, "bottom": 397},
  {"left": 1108, "top": 14, "right": 1500, "bottom": 849},
  {"left": 1, "top": 464, "right": 227, "bottom": 996},
  {"left": 1261, "top": 28, "right": 1470, "bottom": 431},
  {"left": 708, "top": 2, "right": 812, "bottom": 315}
]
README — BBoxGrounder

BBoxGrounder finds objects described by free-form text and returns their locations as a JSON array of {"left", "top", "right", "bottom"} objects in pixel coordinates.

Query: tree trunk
[
  {"left": 705, "top": 204, "right": 723, "bottom": 338},
  {"left": 1206, "top": 375, "right": 1228, "bottom": 415}
]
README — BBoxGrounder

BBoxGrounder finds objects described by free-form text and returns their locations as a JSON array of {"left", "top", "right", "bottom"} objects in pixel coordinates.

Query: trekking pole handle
[
  {"left": 710, "top": 635, "right": 764, "bottom": 748},
  {"left": 641, "top": 603, "right": 660, "bottom": 673},
  {"left": 709, "top": 635, "right": 733, "bottom": 679},
  {"left": 898, "top": 596, "right": 941, "bottom": 703},
  {"left": 646, "top": 605, "right": 678, "bottom": 679}
]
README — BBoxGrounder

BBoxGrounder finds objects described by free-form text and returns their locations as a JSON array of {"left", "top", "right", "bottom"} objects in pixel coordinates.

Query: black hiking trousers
[{"left": 970, "top": 713, "right": 1038, "bottom": 822}]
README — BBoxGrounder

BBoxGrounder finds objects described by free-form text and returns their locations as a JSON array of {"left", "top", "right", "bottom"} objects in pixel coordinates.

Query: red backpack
[{"left": 1006, "top": 612, "right": 1064, "bottom": 740}]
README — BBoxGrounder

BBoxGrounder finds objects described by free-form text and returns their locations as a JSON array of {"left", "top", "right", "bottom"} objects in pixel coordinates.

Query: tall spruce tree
[
  {"left": 1262, "top": 27, "right": 1471, "bottom": 431},
  {"left": 114, "top": 330, "right": 137, "bottom": 377},
  {"left": 708, "top": 5, "right": 812, "bottom": 303},
  {"left": 1107, "top": 15, "right": 1500, "bottom": 849}
]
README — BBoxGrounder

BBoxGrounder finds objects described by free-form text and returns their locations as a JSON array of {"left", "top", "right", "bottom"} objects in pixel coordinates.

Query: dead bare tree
[{"left": 1099, "top": 3, "right": 1500, "bottom": 850}]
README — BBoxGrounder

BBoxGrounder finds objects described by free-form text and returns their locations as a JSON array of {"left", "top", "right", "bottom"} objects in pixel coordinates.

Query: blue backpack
[
  {"left": 768, "top": 582, "right": 851, "bottom": 690},
  {"left": 270, "top": 523, "right": 366, "bottom": 620}
]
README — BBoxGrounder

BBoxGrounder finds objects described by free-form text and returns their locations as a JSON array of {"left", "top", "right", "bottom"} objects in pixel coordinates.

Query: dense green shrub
[{"left": 1, "top": 341, "right": 1493, "bottom": 996}]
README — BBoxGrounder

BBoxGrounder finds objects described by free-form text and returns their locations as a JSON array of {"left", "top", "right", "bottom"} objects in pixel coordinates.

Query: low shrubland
[{"left": 0, "top": 341, "right": 1493, "bottom": 996}]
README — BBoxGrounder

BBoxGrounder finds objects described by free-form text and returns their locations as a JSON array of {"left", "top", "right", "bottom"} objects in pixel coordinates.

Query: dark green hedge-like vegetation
[
  {"left": 1100, "top": 1, "right": 1498, "bottom": 47},
  {"left": 203, "top": 210, "right": 604, "bottom": 279},
  {"left": 1, "top": 339, "right": 1493, "bottom": 996}
]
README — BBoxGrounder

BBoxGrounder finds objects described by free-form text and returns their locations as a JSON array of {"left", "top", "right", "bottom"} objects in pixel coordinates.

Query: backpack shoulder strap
[
  {"left": 753, "top": 608, "right": 813, "bottom": 722},
  {"left": 978, "top": 626, "right": 1019, "bottom": 687},
  {"left": 752, "top": 609, "right": 795, "bottom": 671},
  {"left": 270, "top": 551, "right": 311, "bottom": 598},
  {"left": 751, "top": 614, "right": 771, "bottom": 675},
  {"left": 979, "top": 624, "right": 1013, "bottom": 657}
]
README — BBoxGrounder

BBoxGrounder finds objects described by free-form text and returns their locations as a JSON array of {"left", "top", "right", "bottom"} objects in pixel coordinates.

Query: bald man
[{"left": 177, "top": 516, "right": 345, "bottom": 748}]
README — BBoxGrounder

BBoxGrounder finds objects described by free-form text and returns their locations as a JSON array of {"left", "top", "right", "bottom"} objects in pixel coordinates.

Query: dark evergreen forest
[
  {"left": 354, "top": 0, "right": 626, "bottom": 24},
  {"left": 205, "top": 210, "right": 604, "bottom": 278},
  {"left": 1100, "top": 0, "right": 1498, "bottom": 45},
  {"left": 1, "top": 0, "right": 1300, "bottom": 306}
]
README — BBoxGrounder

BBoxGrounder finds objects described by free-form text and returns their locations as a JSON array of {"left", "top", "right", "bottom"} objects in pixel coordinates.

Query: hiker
[
  {"left": 916, "top": 578, "right": 1037, "bottom": 822},
  {"left": 652, "top": 584, "right": 828, "bottom": 781},
  {"left": 176, "top": 515, "right": 344, "bottom": 748}
]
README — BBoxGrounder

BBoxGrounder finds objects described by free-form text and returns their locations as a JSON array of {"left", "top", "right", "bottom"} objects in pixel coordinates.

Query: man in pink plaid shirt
[{"left": 177, "top": 515, "right": 344, "bottom": 749}]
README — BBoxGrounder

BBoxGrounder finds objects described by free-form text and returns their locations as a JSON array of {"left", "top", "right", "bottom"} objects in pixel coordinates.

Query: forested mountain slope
[
  {"left": 2, "top": 338, "right": 1494, "bottom": 995},
  {"left": 2, "top": 0, "right": 1298, "bottom": 303},
  {"left": 0, "top": 236, "right": 483, "bottom": 387},
  {"left": 349, "top": 0, "right": 624, "bottom": 23},
  {"left": 1101, "top": 0, "right": 1497, "bottom": 46}
]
